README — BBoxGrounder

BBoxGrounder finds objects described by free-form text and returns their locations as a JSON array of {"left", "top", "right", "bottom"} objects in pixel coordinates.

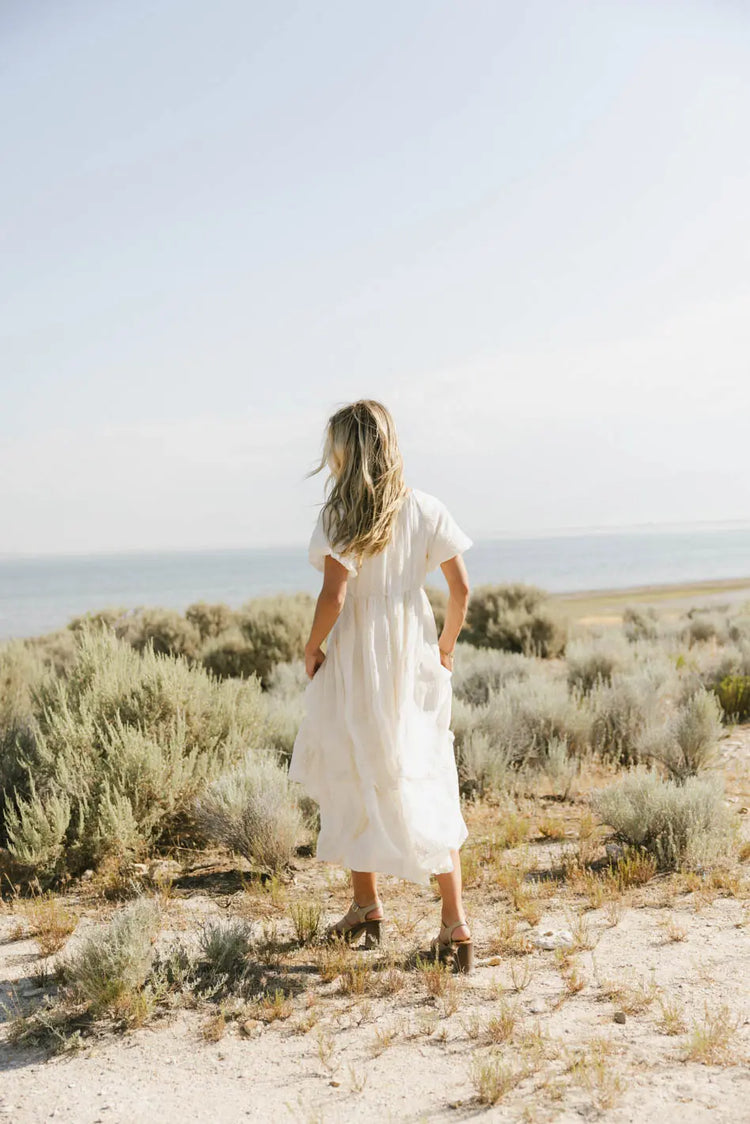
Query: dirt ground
[{"left": 2, "top": 730, "right": 750, "bottom": 1124}]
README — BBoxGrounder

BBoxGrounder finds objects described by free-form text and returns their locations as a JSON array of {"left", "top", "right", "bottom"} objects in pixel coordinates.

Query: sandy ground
[{"left": 2, "top": 731, "right": 750, "bottom": 1123}]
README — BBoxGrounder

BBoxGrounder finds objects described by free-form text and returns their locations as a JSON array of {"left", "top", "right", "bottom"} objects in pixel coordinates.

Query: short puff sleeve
[
  {"left": 426, "top": 500, "right": 473, "bottom": 572},
  {"left": 308, "top": 510, "right": 359, "bottom": 576}
]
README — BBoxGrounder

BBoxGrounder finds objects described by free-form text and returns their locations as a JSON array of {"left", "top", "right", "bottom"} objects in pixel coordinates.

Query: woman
[{"left": 288, "top": 399, "right": 474, "bottom": 971}]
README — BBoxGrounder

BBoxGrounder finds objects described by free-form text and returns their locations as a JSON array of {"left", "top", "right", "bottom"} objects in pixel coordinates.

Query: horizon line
[{"left": 2, "top": 515, "right": 750, "bottom": 562}]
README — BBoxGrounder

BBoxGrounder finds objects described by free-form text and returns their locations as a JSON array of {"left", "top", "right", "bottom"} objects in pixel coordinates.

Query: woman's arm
[
  {"left": 437, "top": 554, "right": 470, "bottom": 670},
  {"left": 304, "top": 554, "right": 350, "bottom": 678}
]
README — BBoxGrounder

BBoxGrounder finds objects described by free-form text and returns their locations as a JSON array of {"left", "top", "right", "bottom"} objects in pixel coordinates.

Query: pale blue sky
[{"left": 2, "top": 0, "right": 749, "bottom": 554}]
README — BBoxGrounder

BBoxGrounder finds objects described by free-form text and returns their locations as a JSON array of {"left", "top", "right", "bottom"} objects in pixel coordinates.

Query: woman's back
[{"left": 309, "top": 487, "right": 473, "bottom": 600}]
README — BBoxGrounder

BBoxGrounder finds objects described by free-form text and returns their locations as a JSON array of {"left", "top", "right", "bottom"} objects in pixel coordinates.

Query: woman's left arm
[{"left": 304, "top": 555, "right": 349, "bottom": 678}]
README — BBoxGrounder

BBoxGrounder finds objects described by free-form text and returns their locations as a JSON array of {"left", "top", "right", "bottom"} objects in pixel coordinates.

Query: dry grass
[
  {"left": 289, "top": 900, "right": 322, "bottom": 945},
  {"left": 683, "top": 1003, "right": 742, "bottom": 1065},
  {"left": 565, "top": 1036, "right": 625, "bottom": 1111},
  {"left": 18, "top": 895, "right": 78, "bottom": 957},
  {"left": 471, "top": 1052, "right": 526, "bottom": 1105}
]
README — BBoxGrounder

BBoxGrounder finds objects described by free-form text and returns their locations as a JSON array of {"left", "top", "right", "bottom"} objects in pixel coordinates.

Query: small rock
[
  {"left": 531, "top": 928, "right": 574, "bottom": 950},
  {"left": 529, "top": 1000, "right": 546, "bottom": 1014},
  {"left": 329, "top": 1080, "right": 340, "bottom": 1087},
  {"left": 614, "top": 1011, "right": 626, "bottom": 1024}
]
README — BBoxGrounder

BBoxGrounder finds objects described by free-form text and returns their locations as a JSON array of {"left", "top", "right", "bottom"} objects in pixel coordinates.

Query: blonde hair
[{"left": 310, "top": 399, "right": 408, "bottom": 562}]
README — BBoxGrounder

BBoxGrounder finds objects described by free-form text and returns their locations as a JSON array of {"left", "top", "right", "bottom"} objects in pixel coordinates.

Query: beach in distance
[{"left": 2, "top": 524, "right": 750, "bottom": 641}]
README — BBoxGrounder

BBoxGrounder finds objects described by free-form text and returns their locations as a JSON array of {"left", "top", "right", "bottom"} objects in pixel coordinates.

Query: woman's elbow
[
  {"left": 451, "top": 578, "right": 470, "bottom": 607},
  {"left": 323, "top": 585, "right": 347, "bottom": 612}
]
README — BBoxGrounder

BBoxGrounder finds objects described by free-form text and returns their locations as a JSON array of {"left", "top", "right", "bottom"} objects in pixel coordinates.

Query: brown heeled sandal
[
  {"left": 430, "top": 918, "right": 474, "bottom": 974},
  {"left": 324, "top": 897, "right": 384, "bottom": 947}
]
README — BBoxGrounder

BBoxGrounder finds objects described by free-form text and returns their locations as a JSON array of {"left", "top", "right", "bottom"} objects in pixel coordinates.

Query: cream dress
[{"left": 288, "top": 487, "right": 473, "bottom": 886}]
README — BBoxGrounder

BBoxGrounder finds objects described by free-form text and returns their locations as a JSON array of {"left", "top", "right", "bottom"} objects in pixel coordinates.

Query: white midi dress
[{"left": 288, "top": 487, "right": 473, "bottom": 886}]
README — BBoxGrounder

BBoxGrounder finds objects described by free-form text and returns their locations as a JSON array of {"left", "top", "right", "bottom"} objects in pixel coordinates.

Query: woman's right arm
[
  {"left": 437, "top": 555, "right": 470, "bottom": 669},
  {"left": 304, "top": 555, "right": 349, "bottom": 678}
]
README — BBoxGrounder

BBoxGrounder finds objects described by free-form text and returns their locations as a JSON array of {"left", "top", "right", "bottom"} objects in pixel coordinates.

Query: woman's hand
[
  {"left": 438, "top": 645, "right": 454, "bottom": 672},
  {"left": 305, "top": 644, "right": 326, "bottom": 679}
]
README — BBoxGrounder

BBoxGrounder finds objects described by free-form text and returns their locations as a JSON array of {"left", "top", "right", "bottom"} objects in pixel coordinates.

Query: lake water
[{"left": 2, "top": 526, "right": 750, "bottom": 641}]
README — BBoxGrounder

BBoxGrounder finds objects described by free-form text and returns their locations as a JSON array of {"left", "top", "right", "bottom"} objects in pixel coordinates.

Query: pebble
[{"left": 614, "top": 1011, "right": 627, "bottom": 1024}]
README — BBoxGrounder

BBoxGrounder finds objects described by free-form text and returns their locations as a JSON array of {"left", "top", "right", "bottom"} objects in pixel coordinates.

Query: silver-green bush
[
  {"left": 1, "top": 626, "right": 267, "bottom": 880},
  {"left": 203, "top": 594, "right": 315, "bottom": 686},
  {"left": 638, "top": 689, "right": 723, "bottom": 781},
  {"left": 451, "top": 644, "right": 533, "bottom": 707},
  {"left": 566, "top": 634, "right": 630, "bottom": 692},
  {"left": 463, "top": 584, "right": 566, "bottom": 658},
  {"left": 622, "top": 605, "right": 660, "bottom": 642},
  {"left": 452, "top": 673, "right": 589, "bottom": 796},
  {"left": 195, "top": 753, "right": 303, "bottom": 873},
  {"left": 198, "top": 917, "right": 253, "bottom": 982},
  {"left": 62, "top": 897, "right": 161, "bottom": 1011},
  {"left": 592, "top": 770, "right": 736, "bottom": 870},
  {"left": 121, "top": 608, "right": 202, "bottom": 660},
  {"left": 185, "top": 602, "right": 238, "bottom": 641},
  {"left": 588, "top": 669, "right": 667, "bottom": 766}
]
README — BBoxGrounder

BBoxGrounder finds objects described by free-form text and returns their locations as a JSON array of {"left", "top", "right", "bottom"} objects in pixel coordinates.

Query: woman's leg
[
  {"left": 350, "top": 870, "right": 384, "bottom": 919},
  {"left": 435, "top": 849, "right": 470, "bottom": 939}
]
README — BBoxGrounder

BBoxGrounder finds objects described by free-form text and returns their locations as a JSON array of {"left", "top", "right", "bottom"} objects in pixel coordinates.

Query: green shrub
[
  {"left": 201, "top": 627, "right": 260, "bottom": 682},
  {"left": 592, "top": 770, "right": 736, "bottom": 870},
  {"left": 185, "top": 601, "right": 238, "bottom": 641},
  {"left": 0, "top": 641, "right": 50, "bottom": 797},
  {"left": 121, "top": 608, "right": 202, "bottom": 660},
  {"left": 22, "top": 629, "right": 79, "bottom": 676},
  {"left": 197, "top": 918, "right": 253, "bottom": 982},
  {"left": 195, "top": 754, "right": 303, "bottom": 874},
  {"left": 542, "top": 736, "right": 580, "bottom": 799},
  {"left": 1, "top": 626, "right": 267, "bottom": 880},
  {"left": 682, "top": 609, "right": 730, "bottom": 647},
  {"left": 68, "top": 607, "right": 129, "bottom": 634},
  {"left": 237, "top": 594, "right": 315, "bottom": 686},
  {"left": 727, "top": 614, "right": 750, "bottom": 646},
  {"left": 622, "top": 605, "right": 659, "bottom": 642},
  {"left": 62, "top": 897, "right": 161, "bottom": 1012},
  {"left": 589, "top": 670, "right": 664, "bottom": 766},
  {"left": 463, "top": 584, "right": 566, "bottom": 658},
  {"left": 456, "top": 728, "right": 516, "bottom": 798},
  {"left": 638, "top": 690, "right": 723, "bottom": 781},
  {"left": 713, "top": 674, "right": 750, "bottom": 722},
  {"left": 452, "top": 675, "right": 589, "bottom": 796},
  {"left": 566, "top": 635, "right": 629, "bottom": 692},
  {"left": 451, "top": 644, "right": 532, "bottom": 707},
  {"left": 201, "top": 594, "right": 315, "bottom": 686}
]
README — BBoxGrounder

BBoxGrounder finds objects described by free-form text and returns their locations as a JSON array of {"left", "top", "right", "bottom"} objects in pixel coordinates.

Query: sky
[{"left": 2, "top": 0, "right": 749, "bottom": 555}]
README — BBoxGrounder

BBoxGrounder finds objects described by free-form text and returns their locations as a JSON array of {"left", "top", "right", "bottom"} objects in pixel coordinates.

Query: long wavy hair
[{"left": 310, "top": 400, "right": 408, "bottom": 562}]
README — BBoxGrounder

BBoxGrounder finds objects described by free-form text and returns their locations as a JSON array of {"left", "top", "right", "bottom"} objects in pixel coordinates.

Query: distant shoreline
[
  {"left": 553, "top": 575, "right": 750, "bottom": 601},
  {"left": 551, "top": 575, "right": 750, "bottom": 622}
]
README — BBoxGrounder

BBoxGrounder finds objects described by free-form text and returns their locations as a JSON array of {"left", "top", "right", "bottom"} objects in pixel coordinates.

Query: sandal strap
[
  {"left": 438, "top": 919, "right": 471, "bottom": 944},
  {"left": 332, "top": 897, "right": 383, "bottom": 929}
]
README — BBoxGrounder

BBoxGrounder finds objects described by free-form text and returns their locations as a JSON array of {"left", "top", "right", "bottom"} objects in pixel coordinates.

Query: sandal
[
  {"left": 324, "top": 897, "right": 384, "bottom": 947},
  {"left": 430, "top": 917, "right": 474, "bottom": 974}
]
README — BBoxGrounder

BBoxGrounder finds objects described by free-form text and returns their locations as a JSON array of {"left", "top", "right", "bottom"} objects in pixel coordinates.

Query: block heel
[
  {"left": 325, "top": 898, "right": 384, "bottom": 947},
  {"left": 454, "top": 939, "right": 474, "bottom": 974},
  {"left": 430, "top": 918, "right": 474, "bottom": 974}
]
